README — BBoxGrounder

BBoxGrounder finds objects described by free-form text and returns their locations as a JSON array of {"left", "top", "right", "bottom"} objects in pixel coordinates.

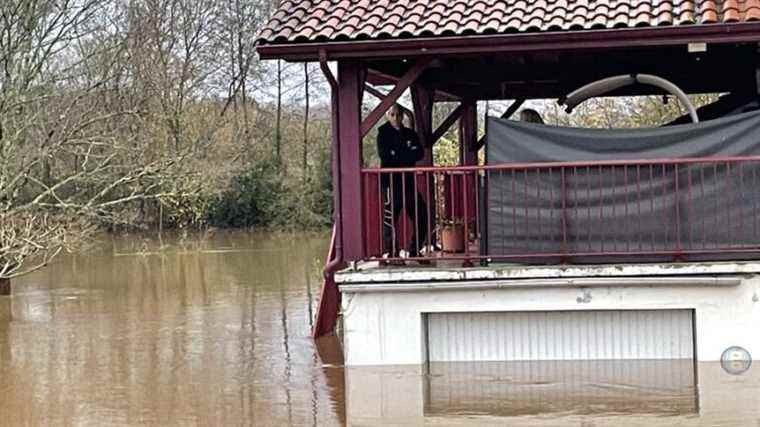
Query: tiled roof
[{"left": 258, "top": 0, "right": 760, "bottom": 44}]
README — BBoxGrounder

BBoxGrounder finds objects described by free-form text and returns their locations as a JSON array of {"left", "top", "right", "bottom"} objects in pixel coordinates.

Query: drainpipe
[{"left": 320, "top": 49, "right": 344, "bottom": 277}]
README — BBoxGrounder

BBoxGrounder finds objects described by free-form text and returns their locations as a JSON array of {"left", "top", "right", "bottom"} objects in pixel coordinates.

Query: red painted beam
[
  {"left": 431, "top": 103, "right": 464, "bottom": 146},
  {"left": 360, "top": 58, "right": 432, "bottom": 137},
  {"left": 364, "top": 84, "right": 387, "bottom": 100},
  {"left": 460, "top": 101, "right": 478, "bottom": 166},
  {"left": 367, "top": 68, "right": 460, "bottom": 102},
  {"left": 338, "top": 60, "right": 366, "bottom": 261},
  {"left": 364, "top": 84, "right": 414, "bottom": 118},
  {"left": 411, "top": 84, "right": 434, "bottom": 154},
  {"left": 411, "top": 84, "right": 437, "bottom": 248},
  {"left": 257, "top": 23, "right": 760, "bottom": 61},
  {"left": 320, "top": 49, "right": 344, "bottom": 276}
]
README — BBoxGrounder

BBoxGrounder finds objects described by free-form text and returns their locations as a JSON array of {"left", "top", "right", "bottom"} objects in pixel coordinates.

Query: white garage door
[{"left": 426, "top": 310, "right": 694, "bottom": 362}]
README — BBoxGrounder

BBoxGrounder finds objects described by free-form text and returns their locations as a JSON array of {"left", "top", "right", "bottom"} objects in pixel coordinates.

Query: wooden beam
[
  {"left": 474, "top": 98, "right": 525, "bottom": 151},
  {"left": 431, "top": 103, "right": 464, "bottom": 145},
  {"left": 475, "top": 134, "right": 487, "bottom": 152},
  {"left": 364, "top": 84, "right": 413, "bottom": 117},
  {"left": 338, "top": 60, "right": 366, "bottom": 261},
  {"left": 364, "top": 83, "right": 386, "bottom": 99},
  {"left": 366, "top": 67, "right": 460, "bottom": 101},
  {"left": 360, "top": 58, "right": 432, "bottom": 137},
  {"left": 460, "top": 101, "right": 478, "bottom": 165},
  {"left": 502, "top": 97, "right": 526, "bottom": 120},
  {"left": 411, "top": 84, "right": 434, "bottom": 154}
]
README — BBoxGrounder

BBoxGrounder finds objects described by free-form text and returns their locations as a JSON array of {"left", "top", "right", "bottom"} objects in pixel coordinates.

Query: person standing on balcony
[{"left": 377, "top": 104, "right": 429, "bottom": 262}]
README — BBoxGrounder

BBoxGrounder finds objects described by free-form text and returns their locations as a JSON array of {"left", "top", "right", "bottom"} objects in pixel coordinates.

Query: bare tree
[
  {"left": 275, "top": 58, "right": 282, "bottom": 164},
  {"left": 0, "top": 0, "right": 337, "bottom": 279},
  {"left": 302, "top": 62, "right": 309, "bottom": 182},
  {"left": 0, "top": 0, "right": 192, "bottom": 279}
]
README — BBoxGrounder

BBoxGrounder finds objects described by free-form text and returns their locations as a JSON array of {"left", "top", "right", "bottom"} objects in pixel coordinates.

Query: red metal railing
[{"left": 361, "top": 156, "right": 760, "bottom": 264}]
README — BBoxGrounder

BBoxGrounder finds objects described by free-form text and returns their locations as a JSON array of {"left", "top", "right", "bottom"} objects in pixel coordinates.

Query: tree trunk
[
  {"left": 275, "top": 59, "right": 282, "bottom": 165},
  {"left": 0, "top": 278, "right": 10, "bottom": 296},
  {"left": 302, "top": 62, "right": 310, "bottom": 183}
]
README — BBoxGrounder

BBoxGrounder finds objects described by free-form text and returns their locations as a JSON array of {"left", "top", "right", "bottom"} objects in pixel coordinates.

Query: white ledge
[
  {"left": 338, "top": 276, "right": 742, "bottom": 293},
  {"left": 335, "top": 261, "right": 760, "bottom": 284}
]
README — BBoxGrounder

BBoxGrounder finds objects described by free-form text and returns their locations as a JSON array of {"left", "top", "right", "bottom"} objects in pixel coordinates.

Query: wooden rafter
[
  {"left": 360, "top": 57, "right": 432, "bottom": 137},
  {"left": 366, "top": 68, "right": 459, "bottom": 102},
  {"left": 431, "top": 103, "right": 464, "bottom": 145},
  {"left": 411, "top": 84, "right": 434, "bottom": 150},
  {"left": 364, "top": 84, "right": 413, "bottom": 117}
]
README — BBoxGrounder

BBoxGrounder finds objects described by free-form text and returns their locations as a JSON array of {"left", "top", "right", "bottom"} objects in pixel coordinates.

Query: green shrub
[
  {"left": 207, "top": 159, "right": 285, "bottom": 228},
  {"left": 207, "top": 154, "right": 332, "bottom": 230}
]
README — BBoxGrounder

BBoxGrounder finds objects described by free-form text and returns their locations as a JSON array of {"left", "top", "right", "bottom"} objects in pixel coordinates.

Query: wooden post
[
  {"left": 458, "top": 101, "right": 478, "bottom": 267},
  {"left": 0, "top": 278, "right": 9, "bottom": 296},
  {"left": 337, "top": 60, "right": 366, "bottom": 262},
  {"left": 411, "top": 83, "right": 434, "bottom": 164},
  {"left": 412, "top": 84, "right": 437, "bottom": 248},
  {"left": 459, "top": 100, "right": 478, "bottom": 166}
]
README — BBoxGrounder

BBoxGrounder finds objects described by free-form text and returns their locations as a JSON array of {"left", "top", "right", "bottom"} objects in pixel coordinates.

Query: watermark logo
[{"left": 721, "top": 346, "right": 752, "bottom": 375}]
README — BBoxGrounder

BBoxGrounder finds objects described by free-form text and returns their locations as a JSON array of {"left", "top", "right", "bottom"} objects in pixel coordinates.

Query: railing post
[
  {"left": 674, "top": 163, "right": 682, "bottom": 258},
  {"left": 561, "top": 167, "right": 569, "bottom": 260}
]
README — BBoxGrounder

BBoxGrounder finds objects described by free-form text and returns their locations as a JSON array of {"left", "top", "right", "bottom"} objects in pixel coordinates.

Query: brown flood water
[
  {"left": 1, "top": 231, "right": 760, "bottom": 426},
  {"left": 0, "top": 232, "right": 342, "bottom": 426}
]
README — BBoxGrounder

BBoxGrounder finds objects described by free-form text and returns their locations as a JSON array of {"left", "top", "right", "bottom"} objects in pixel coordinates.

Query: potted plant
[{"left": 440, "top": 218, "right": 465, "bottom": 253}]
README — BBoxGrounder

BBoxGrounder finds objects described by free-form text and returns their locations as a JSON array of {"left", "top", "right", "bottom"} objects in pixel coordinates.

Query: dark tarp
[{"left": 485, "top": 109, "right": 760, "bottom": 263}]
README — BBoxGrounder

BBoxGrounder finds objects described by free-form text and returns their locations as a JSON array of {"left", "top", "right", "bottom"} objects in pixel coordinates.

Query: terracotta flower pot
[{"left": 441, "top": 224, "right": 465, "bottom": 253}]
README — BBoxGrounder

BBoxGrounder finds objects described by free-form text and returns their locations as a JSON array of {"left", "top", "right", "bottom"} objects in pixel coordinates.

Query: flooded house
[{"left": 256, "top": 2, "right": 760, "bottom": 415}]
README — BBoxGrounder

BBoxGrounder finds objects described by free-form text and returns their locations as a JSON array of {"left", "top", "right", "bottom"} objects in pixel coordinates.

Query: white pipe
[
  {"left": 637, "top": 74, "right": 699, "bottom": 123},
  {"left": 561, "top": 74, "right": 699, "bottom": 123},
  {"left": 562, "top": 75, "right": 635, "bottom": 113}
]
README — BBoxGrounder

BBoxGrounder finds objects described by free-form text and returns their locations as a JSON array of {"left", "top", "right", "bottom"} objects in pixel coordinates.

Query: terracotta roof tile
[{"left": 258, "top": 0, "right": 760, "bottom": 45}]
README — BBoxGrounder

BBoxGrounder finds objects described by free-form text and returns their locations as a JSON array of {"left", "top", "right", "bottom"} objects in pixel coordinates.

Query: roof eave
[{"left": 256, "top": 22, "right": 760, "bottom": 62}]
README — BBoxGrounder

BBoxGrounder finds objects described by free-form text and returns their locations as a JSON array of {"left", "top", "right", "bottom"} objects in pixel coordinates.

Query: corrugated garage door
[{"left": 426, "top": 310, "right": 694, "bottom": 362}]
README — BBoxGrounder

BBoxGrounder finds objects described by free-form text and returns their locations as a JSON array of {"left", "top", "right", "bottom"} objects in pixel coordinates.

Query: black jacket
[{"left": 376, "top": 122, "right": 424, "bottom": 168}]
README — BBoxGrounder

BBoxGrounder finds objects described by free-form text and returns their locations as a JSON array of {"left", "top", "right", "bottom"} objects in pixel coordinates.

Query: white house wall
[{"left": 339, "top": 272, "right": 759, "bottom": 366}]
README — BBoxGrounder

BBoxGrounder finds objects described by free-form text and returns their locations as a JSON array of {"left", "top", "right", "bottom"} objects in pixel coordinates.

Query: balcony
[{"left": 360, "top": 156, "right": 760, "bottom": 266}]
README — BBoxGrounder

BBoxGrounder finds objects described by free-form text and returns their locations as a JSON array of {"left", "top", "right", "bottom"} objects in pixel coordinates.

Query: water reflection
[
  {"left": 425, "top": 360, "right": 698, "bottom": 417},
  {"left": 0, "top": 231, "right": 343, "bottom": 426},
  {"left": 346, "top": 362, "right": 760, "bottom": 426}
]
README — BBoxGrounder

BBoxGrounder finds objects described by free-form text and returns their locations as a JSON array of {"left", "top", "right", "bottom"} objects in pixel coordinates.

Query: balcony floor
[{"left": 335, "top": 259, "right": 760, "bottom": 285}]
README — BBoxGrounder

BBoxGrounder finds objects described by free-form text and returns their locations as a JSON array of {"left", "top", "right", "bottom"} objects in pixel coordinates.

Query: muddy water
[
  {"left": 0, "top": 232, "right": 342, "bottom": 426},
  {"left": 1, "top": 231, "right": 759, "bottom": 426}
]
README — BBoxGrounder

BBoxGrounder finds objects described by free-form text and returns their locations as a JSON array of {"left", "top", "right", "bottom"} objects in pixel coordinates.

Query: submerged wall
[
  {"left": 344, "top": 361, "right": 760, "bottom": 425},
  {"left": 338, "top": 262, "right": 760, "bottom": 366}
]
